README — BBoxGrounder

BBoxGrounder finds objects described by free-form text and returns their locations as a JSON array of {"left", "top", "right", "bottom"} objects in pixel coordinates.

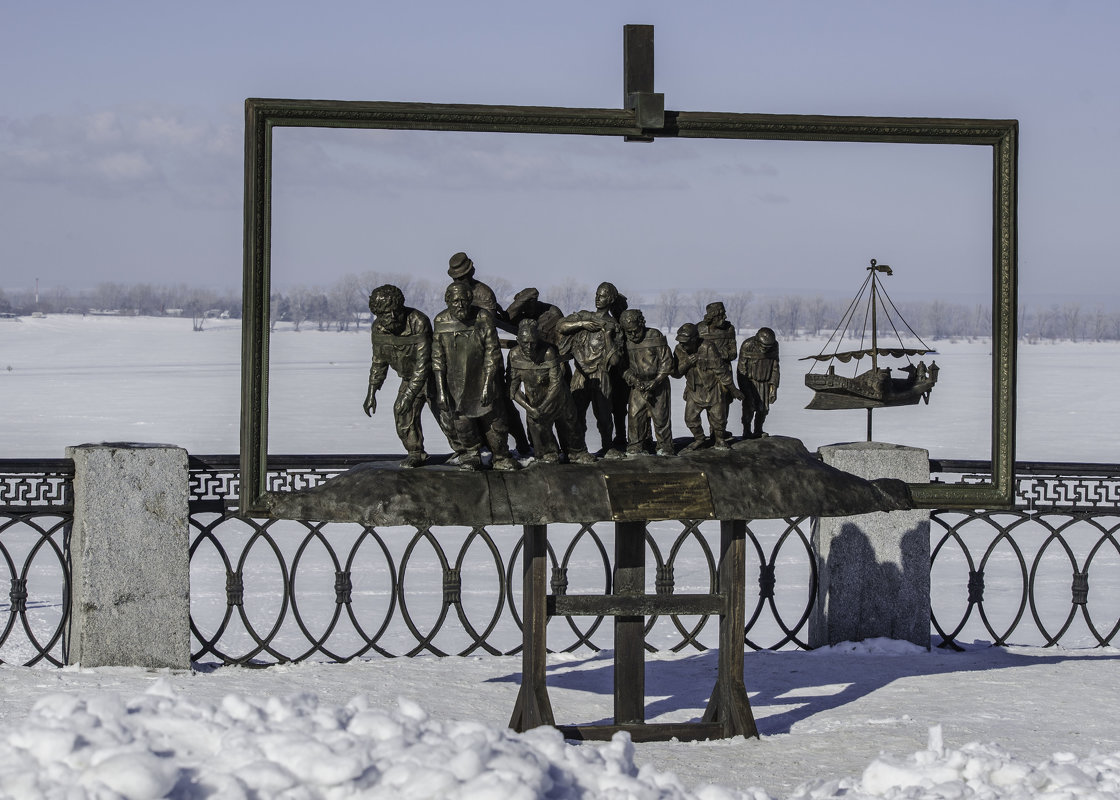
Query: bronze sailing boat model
[{"left": 801, "top": 259, "right": 939, "bottom": 438}]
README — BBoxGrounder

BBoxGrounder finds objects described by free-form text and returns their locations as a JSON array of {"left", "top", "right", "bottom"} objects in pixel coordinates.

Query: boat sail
[{"left": 801, "top": 259, "right": 939, "bottom": 411}]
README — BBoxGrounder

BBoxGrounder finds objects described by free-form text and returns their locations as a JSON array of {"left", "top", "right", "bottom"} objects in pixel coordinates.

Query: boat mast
[
  {"left": 869, "top": 262, "right": 878, "bottom": 371},
  {"left": 867, "top": 258, "right": 891, "bottom": 441}
]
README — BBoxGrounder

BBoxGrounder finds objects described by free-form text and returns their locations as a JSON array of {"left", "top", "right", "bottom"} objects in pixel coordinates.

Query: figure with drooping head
[
  {"left": 619, "top": 308, "right": 674, "bottom": 457},
  {"left": 508, "top": 318, "right": 594, "bottom": 465},
  {"left": 737, "top": 326, "right": 780, "bottom": 438},
  {"left": 673, "top": 322, "right": 744, "bottom": 451}
]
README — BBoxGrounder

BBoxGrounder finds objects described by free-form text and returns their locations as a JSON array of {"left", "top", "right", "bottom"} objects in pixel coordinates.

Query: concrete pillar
[
  {"left": 66, "top": 443, "right": 190, "bottom": 668},
  {"left": 810, "top": 442, "right": 930, "bottom": 649}
]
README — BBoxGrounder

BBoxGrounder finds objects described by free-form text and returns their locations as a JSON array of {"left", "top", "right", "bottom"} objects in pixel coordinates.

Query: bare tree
[
  {"left": 1059, "top": 303, "right": 1082, "bottom": 341},
  {"left": 656, "top": 289, "right": 684, "bottom": 332},
  {"left": 487, "top": 276, "right": 515, "bottom": 309},
  {"left": 804, "top": 295, "right": 831, "bottom": 336},
  {"left": 722, "top": 291, "right": 753, "bottom": 333},
  {"left": 285, "top": 287, "right": 313, "bottom": 332},
  {"left": 768, "top": 295, "right": 804, "bottom": 338},
  {"left": 545, "top": 280, "right": 590, "bottom": 317}
]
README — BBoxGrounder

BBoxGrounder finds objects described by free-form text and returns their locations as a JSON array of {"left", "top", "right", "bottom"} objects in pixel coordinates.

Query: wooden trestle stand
[{"left": 509, "top": 520, "right": 758, "bottom": 741}]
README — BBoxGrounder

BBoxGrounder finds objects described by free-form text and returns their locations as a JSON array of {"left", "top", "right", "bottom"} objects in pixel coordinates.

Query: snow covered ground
[
  {"left": 3, "top": 641, "right": 1120, "bottom": 799},
  {"left": 2, "top": 316, "right": 1120, "bottom": 799}
]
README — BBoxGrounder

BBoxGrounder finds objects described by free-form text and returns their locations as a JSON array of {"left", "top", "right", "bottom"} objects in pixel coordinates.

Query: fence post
[
  {"left": 810, "top": 442, "right": 931, "bottom": 649},
  {"left": 65, "top": 443, "right": 190, "bottom": 668}
]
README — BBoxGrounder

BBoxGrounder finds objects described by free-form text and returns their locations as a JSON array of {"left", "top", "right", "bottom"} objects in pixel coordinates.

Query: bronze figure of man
[
  {"left": 698, "top": 301, "right": 737, "bottom": 365},
  {"left": 508, "top": 319, "right": 593, "bottom": 465},
  {"left": 737, "top": 326, "right": 780, "bottom": 438},
  {"left": 363, "top": 284, "right": 434, "bottom": 468},
  {"left": 673, "top": 322, "right": 744, "bottom": 451},
  {"left": 447, "top": 251, "right": 532, "bottom": 455},
  {"left": 619, "top": 309, "right": 674, "bottom": 457},
  {"left": 556, "top": 281, "right": 627, "bottom": 456},
  {"left": 431, "top": 282, "right": 520, "bottom": 471}
]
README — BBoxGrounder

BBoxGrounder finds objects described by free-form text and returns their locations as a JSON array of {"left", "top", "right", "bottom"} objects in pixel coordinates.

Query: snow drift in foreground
[
  {"left": 2, "top": 683, "right": 1118, "bottom": 800},
  {"left": 794, "top": 727, "right": 1120, "bottom": 800}
]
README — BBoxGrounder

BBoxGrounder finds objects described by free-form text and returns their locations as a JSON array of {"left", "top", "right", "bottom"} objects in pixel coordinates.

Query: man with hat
[
  {"left": 737, "top": 326, "right": 780, "bottom": 438},
  {"left": 698, "top": 301, "right": 737, "bottom": 364},
  {"left": 432, "top": 282, "right": 520, "bottom": 471},
  {"left": 447, "top": 251, "right": 532, "bottom": 453},
  {"left": 447, "top": 252, "right": 514, "bottom": 334},
  {"left": 673, "top": 322, "right": 744, "bottom": 451}
]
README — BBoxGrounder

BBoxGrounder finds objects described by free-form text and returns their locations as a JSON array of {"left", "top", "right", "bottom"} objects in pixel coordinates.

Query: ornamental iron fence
[
  {"left": 2, "top": 455, "right": 1118, "bottom": 666},
  {"left": 0, "top": 459, "right": 72, "bottom": 666}
]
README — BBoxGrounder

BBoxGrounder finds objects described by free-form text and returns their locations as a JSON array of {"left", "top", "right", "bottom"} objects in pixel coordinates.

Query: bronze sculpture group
[{"left": 363, "top": 252, "right": 780, "bottom": 469}]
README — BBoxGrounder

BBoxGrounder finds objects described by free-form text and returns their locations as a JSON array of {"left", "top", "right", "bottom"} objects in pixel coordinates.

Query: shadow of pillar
[{"left": 810, "top": 442, "right": 931, "bottom": 649}]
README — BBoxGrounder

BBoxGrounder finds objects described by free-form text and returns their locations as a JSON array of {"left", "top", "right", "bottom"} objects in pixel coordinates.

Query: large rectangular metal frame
[{"left": 241, "top": 99, "right": 1017, "bottom": 514}]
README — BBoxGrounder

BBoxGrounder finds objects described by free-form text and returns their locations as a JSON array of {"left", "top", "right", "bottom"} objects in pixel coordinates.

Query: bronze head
[
  {"left": 445, "top": 281, "right": 474, "bottom": 323},
  {"left": 369, "top": 284, "right": 406, "bottom": 332},
  {"left": 595, "top": 282, "right": 619, "bottom": 312},
  {"left": 619, "top": 308, "right": 646, "bottom": 343},
  {"left": 676, "top": 322, "right": 699, "bottom": 352}
]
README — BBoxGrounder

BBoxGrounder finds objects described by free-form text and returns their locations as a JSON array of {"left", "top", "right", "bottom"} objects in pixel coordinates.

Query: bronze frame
[{"left": 241, "top": 99, "right": 1017, "bottom": 514}]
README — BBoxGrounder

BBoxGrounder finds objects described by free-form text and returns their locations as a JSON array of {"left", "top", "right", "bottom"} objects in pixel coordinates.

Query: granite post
[
  {"left": 66, "top": 443, "right": 190, "bottom": 668},
  {"left": 810, "top": 442, "right": 930, "bottom": 649}
]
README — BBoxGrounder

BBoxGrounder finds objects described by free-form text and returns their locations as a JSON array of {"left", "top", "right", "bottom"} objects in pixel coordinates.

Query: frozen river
[{"left": 2, "top": 314, "right": 1116, "bottom": 462}]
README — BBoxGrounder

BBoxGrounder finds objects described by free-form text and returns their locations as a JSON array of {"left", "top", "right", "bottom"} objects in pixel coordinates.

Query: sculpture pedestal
[{"left": 810, "top": 442, "right": 931, "bottom": 649}]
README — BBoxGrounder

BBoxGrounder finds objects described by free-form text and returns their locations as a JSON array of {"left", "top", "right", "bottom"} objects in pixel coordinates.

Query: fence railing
[
  {"left": 0, "top": 459, "right": 72, "bottom": 666},
  {"left": 3, "top": 455, "right": 1119, "bottom": 666},
  {"left": 928, "top": 459, "right": 1120, "bottom": 650}
]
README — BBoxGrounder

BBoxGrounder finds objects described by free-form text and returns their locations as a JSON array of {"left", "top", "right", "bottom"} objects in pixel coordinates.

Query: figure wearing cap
[
  {"left": 447, "top": 252, "right": 533, "bottom": 455},
  {"left": 619, "top": 309, "right": 675, "bottom": 457},
  {"left": 431, "top": 282, "right": 520, "bottom": 471},
  {"left": 737, "top": 327, "right": 780, "bottom": 438},
  {"left": 447, "top": 252, "right": 514, "bottom": 333},
  {"left": 673, "top": 322, "right": 744, "bottom": 451},
  {"left": 508, "top": 319, "right": 594, "bottom": 464},
  {"left": 363, "top": 284, "right": 436, "bottom": 468},
  {"left": 698, "top": 302, "right": 737, "bottom": 364}
]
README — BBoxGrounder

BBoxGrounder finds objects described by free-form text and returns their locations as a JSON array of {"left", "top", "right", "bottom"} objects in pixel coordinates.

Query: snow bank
[
  {"left": 3, "top": 679, "right": 1120, "bottom": 800},
  {"left": 0, "top": 682, "right": 764, "bottom": 800},
  {"left": 795, "top": 726, "right": 1120, "bottom": 800}
]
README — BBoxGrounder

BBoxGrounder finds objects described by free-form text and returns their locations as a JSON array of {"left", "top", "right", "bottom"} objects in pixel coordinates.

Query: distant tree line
[
  {"left": 3, "top": 279, "right": 1119, "bottom": 342},
  {"left": 0, "top": 283, "right": 241, "bottom": 331}
]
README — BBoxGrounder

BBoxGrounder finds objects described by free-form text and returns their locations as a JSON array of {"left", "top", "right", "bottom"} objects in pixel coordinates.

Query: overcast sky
[{"left": 2, "top": 1, "right": 1117, "bottom": 307}]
